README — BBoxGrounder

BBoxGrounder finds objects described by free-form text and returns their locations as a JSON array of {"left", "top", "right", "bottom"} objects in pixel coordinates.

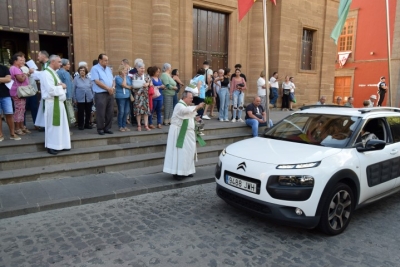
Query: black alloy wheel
[{"left": 319, "top": 183, "right": 354, "bottom": 235}]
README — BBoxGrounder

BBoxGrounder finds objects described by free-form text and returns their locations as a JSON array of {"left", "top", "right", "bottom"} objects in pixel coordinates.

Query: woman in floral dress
[{"left": 132, "top": 62, "right": 152, "bottom": 131}]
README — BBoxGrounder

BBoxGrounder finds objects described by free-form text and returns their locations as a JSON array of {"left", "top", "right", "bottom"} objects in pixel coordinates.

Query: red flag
[
  {"left": 238, "top": 0, "right": 276, "bottom": 22},
  {"left": 238, "top": 0, "right": 256, "bottom": 22}
]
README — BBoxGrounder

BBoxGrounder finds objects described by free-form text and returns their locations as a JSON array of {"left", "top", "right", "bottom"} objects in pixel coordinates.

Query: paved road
[{"left": 1, "top": 183, "right": 399, "bottom": 267}]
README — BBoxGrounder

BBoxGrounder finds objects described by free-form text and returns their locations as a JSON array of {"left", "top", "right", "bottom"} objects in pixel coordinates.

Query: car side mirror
[{"left": 356, "top": 140, "right": 386, "bottom": 152}]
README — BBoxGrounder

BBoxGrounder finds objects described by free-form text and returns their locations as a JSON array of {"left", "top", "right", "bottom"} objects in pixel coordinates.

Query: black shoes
[
  {"left": 173, "top": 174, "right": 194, "bottom": 180},
  {"left": 78, "top": 126, "right": 84, "bottom": 130},
  {"left": 98, "top": 129, "right": 113, "bottom": 135},
  {"left": 47, "top": 148, "right": 58, "bottom": 155},
  {"left": 84, "top": 125, "right": 93, "bottom": 129}
]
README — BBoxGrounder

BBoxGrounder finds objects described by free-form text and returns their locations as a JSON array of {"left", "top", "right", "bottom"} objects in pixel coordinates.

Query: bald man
[{"left": 245, "top": 97, "right": 272, "bottom": 137}]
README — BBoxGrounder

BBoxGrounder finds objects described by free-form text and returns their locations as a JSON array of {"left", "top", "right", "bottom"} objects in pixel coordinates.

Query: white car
[{"left": 215, "top": 106, "right": 400, "bottom": 235}]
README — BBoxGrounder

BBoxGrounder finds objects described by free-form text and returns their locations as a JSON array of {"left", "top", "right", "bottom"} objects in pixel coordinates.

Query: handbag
[
  {"left": 153, "top": 87, "right": 161, "bottom": 98},
  {"left": 64, "top": 99, "right": 76, "bottom": 125},
  {"left": 17, "top": 84, "right": 37, "bottom": 98}
]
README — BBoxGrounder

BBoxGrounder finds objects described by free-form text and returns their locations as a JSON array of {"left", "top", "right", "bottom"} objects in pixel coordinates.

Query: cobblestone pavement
[{"left": 0, "top": 183, "right": 399, "bottom": 267}]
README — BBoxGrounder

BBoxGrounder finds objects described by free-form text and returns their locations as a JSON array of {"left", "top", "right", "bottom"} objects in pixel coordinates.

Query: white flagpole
[
  {"left": 263, "top": 0, "right": 270, "bottom": 127},
  {"left": 385, "top": 0, "right": 393, "bottom": 107}
]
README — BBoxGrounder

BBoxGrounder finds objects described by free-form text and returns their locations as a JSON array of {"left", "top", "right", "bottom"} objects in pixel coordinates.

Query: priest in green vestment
[{"left": 163, "top": 91, "right": 205, "bottom": 179}]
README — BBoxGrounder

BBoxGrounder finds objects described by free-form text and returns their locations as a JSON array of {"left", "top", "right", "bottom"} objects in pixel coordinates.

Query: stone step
[
  {"left": 0, "top": 159, "right": 218, "bottom": 219},
  {"left": 0, "top": 122, "right": 250, "bottom": 155},
  {"left": 0, "top": 133, "right": 249, "bottom": 172},
  {"left": 0, "top": 145, "right": 226, "bottom": 185}
]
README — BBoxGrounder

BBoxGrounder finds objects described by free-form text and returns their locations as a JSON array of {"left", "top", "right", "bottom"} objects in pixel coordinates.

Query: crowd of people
[{"left": 0, "top": 52, "right": 296, "bottom": 148}]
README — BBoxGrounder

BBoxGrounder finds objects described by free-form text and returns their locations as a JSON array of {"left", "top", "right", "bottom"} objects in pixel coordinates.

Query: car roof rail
[
  {"left": 358, "top": 107, "right": 400, "bottom": 114},
  {"left": 300, "top": 105, "right": 351, "bottom": 110}
]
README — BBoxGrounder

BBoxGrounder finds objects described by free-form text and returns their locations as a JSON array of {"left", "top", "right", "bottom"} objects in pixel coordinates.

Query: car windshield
[{"left": 263, "top": 113, "right": 361, "bottom": 148}]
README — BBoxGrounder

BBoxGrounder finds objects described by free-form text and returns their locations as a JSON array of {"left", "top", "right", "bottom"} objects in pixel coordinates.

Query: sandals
[
  {"left": 15, "top": 129, "right": 25, "bottom": 135},
  {"left": 119, "top": 127, "right": 126, "bottom": 132},
  {"left": 124, "top": 127, "right": 131, "bottom": 132},
  {"left": 137, "top": 126, "right": 142, "bottom": 131},
  {"left": 144, "top": 125, "right": 151, "bottom": 131},
  {"left": 22, "top": 127, "right": 31, "bottom": 134}
]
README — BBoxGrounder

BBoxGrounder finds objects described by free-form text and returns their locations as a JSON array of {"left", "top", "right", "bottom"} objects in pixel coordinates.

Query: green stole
[
  {"left": 45, "top": 69, "right": 61, "bottom": 126},
  {"left": 176, "top": 101, "right": 206, "bottom": 148}
]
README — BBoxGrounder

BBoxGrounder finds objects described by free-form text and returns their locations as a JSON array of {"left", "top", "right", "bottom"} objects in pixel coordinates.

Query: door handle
[{"left": 390, "top": 149, "right": 398, "bottom": 155}]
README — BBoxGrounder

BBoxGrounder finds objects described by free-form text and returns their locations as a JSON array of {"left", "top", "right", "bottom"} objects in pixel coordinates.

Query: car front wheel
[{"left": 319, "top": 183, "right": 354, "bottom": 235}]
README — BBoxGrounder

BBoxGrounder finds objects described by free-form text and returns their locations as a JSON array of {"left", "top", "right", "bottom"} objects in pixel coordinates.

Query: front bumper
[{"left": 216, "top": 184, "right": 320, "bottom": 229}]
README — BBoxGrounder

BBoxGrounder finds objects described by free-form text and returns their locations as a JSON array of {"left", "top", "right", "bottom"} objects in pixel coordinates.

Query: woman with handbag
[
  {"left": 73, "top": 66, "right": 93, "bottom": 130},
  {"left": 160, "top": 63, "right": 177, "bottom": 126},
  {"left": 149, "top": 66, "right": 164, "bottom": 129},
  {"left": 9, "top": 53, "right": 30, "bottom": 135},
  {"left": 132, "top": 62, "right": 152, "bottom": 131},
  {"left": 115, "top": 65, "right": 133, "bottom": 132}
]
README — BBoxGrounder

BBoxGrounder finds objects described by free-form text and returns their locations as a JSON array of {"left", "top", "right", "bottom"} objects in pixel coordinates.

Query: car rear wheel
[{"left": 319, "top": 183, "right": 354, "bottom": 235}]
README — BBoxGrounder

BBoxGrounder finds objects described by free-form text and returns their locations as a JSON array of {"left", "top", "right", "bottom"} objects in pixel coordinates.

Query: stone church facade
[{"left": 1, "top": 0, "right": 341, "bottom": 105}]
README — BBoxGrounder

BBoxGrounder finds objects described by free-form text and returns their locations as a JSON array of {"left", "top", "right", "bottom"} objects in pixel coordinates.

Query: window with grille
[
  {"left": 338, "top": 19, "right": 354, "bottom": 52},
  {"left": 300, "top": 28, "right": 315, "bottom": 70}
]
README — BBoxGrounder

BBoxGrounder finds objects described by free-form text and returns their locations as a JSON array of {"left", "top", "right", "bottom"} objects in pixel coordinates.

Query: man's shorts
[{"left": 0, "top": 97, "right": 14, "bottom": 115}]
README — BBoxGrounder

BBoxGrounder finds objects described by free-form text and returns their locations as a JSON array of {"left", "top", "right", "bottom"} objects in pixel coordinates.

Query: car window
[
  {"left": 386, "top": 117, "right": 400, "bottom": 143},
  {"left": 354, "top": 118, "right": 387, "bottom": 145},
  {"left": 264, "top": 113, "right": 360, "bottom": 148}
]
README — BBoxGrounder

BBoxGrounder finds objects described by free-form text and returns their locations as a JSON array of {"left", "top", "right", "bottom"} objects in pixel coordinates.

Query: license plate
[{"left": 226, "top": 175, "right": 257, "bottom": 193}]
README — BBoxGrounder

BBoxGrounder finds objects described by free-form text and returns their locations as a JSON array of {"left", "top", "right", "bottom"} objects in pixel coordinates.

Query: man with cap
[
  {"left": 368, "top": 95, "right": 377, "bottom": 107},
  {"left": 377, "top": 76, "right": 388, "bottom": 106}
]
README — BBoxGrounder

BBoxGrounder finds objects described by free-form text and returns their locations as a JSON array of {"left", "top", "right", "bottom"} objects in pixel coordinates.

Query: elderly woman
[
  {"left": 73, "top": 66, "right": 93, "bottom": 130},
  {"left": 115, "top": 65, "right": 133, "bottom": 131},
  {"left": 160, "top": 63, "right": 177, "bottom": 125},
  {"left": 9, "top": 53, "right": 29, "bottom": 135},
  {"left": 132, "top": 62, "right": 152, "bottom": 131},
  {"left": 57, "top": 58, "right": 74, "bottom": 100}
]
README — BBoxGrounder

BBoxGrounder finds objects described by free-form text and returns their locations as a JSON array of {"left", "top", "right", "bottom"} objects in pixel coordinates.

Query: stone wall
[{"left": 71, "top": 0, "right": 338, "bottom": 106}]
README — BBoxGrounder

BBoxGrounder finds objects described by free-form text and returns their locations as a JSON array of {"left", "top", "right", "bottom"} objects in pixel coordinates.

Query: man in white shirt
[
  {"left": 257, "top": 70, "right": 267, "bottom": 111},
  {"left": 40, "top": 55, "right": 71, "bottom": 155},
  {"left": 269, "top": 72, "right": 279, "bottom": 108}
]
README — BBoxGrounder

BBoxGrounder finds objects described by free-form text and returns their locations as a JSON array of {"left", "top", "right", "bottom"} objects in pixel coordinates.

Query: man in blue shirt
[{"left": 91, "top": 54, "right": 115, "bottom": 135}]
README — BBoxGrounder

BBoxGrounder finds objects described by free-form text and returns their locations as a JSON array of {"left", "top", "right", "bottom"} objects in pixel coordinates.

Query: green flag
[{"left": 330, "top": 0, "right": 352, "bottom": 44}]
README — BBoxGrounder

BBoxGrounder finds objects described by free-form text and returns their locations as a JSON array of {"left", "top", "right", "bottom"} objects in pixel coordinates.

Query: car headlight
[
  {"left": 276, "top": 161, "right": 320, "bottom": 169},
  {"left": 277, "top": 175, "right": 314, "bottom": 187},
  {"left": 221, "top": 148, "right": 226, "bottom": 156}
]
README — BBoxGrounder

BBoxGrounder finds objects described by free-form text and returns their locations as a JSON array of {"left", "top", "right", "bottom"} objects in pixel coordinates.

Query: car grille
[{"left": 218, "top": 187, "right": 271, "bottom": 215}]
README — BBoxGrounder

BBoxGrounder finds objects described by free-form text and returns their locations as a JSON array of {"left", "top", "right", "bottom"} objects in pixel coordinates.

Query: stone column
[
  {"left": 71, "top": 0, "right": 90, "bottom": 68},
  {"left": 151, "top": 0, "right": 172, "bottom": 67},
  {"left": 107, "top": 0, "right": 133, "bottom": 70}
]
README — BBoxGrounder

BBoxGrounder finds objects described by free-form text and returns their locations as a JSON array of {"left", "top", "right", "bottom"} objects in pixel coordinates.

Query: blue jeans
[
  {"left": 218, "top": 87, "right": 229, "bottom": 120},
  {"left": 24, "top": 94, "right": 39, "bottom": 126},
  {"left": 173, "top": 91, "right": 178, "bottom": 109},
  {"left": 232, "top": 90, "right": 244, "bottom": 119},
  {"left": 270, "top": 87, "right": 278, "bottom": 105},
  {"left": 116, "top": 98, "right": 130, "bottom": 128},
  {"left": 149, "top": 97, "right": 163, "bottom": 125},
  {"left": 246, "top": 118, "right": 273, "bottom": 137}
]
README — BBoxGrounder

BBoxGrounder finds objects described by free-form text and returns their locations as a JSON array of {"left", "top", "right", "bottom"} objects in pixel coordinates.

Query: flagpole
[
  {"left": 263, "top": 0, "right": 270, "bottom": 127},
  {"left": 385, "top": 0, "right": 393, "bottom": 107}
]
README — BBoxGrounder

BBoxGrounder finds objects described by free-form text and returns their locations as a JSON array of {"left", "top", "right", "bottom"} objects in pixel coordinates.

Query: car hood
[{"left": 225, "top": 137, "right": 342, "bottom": 164}]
